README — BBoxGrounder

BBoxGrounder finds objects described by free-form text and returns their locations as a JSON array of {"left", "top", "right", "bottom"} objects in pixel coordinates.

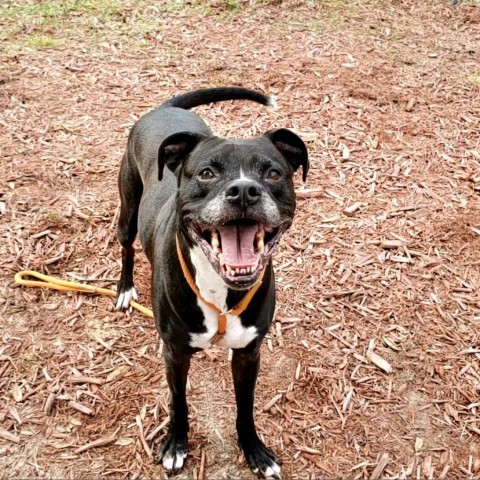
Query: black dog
[{"left": 116, "top": 87, "right": 308, "bottom": 478}]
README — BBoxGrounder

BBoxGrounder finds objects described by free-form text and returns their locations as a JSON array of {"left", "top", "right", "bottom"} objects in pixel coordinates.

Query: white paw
[
  {"left": 162, "top": 451, "right": 187, "bottom": 471},
  {"left": 115, "top": 287, "right": 138, "bottom": 311},
  {"left": 264, "top": 462, "right": 281, "bottom": 478}
]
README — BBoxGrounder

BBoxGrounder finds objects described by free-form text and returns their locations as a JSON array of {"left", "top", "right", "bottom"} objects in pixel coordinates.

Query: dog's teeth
[
  {"left": 211, "top": 230, "right": 221, "bottom": 253},
  {"left": 226, "top": 265, "right": 258, "bottom": 276},
  {"left": 255, "top": 230, "right": 265, "bottom": 254},
  {"left": 257, "top": 238, "right": 265, "bottom": 254}
]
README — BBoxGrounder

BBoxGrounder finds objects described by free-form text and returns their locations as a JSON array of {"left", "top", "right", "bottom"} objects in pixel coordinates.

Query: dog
[{"left": 115, "top": 87, "right": 308, "bottom": 478}]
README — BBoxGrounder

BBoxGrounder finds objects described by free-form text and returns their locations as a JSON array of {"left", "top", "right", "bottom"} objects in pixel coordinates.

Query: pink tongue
[{"left": 217, "top": 224, "right": 259, "bottom": 267}]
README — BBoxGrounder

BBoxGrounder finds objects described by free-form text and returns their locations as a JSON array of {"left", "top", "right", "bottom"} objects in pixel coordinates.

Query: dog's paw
[
  {"left": 157, "top": 432, "right": 188, "bottom": 472},
  {"left": 115, "top": 286, "right": 138, "bottom": 311},
  {"left": 242, "top": 438, "right": 281, "bottom": 479}
]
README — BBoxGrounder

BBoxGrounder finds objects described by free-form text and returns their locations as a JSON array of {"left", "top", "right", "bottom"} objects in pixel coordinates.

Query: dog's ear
[
  {"left": 263, "top": 129, "right": 309, "bottom": 182},
  {"left": 158, "top": 132, "right": 208, "bottom": 180}
]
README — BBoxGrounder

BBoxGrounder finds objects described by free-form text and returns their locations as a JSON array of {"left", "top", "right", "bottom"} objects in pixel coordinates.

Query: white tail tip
[{"left": 267, "top": 95, "right": 279, "bottom": 110}]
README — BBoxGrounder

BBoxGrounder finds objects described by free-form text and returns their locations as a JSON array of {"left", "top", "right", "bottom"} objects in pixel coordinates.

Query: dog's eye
[
  {"left": 266, "top": 169, "right": 282, "bottom": 181},
  {"left": 198, "top": 168, "right": 216, "bottom": 181}
]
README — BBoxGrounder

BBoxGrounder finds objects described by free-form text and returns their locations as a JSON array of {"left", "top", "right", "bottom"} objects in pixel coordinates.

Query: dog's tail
[{"left": 160, "top": 87, "right": 278, "bottom": 110}]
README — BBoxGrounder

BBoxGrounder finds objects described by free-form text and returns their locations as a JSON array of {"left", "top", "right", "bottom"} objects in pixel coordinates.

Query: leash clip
[{"left": 210, "top": 311, "right": 230, "bottom": 345}]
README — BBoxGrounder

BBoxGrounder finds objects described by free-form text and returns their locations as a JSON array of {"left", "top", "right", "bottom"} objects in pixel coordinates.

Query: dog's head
[{"left": 158, "top": 129, "right": 309, "bottom": 290}]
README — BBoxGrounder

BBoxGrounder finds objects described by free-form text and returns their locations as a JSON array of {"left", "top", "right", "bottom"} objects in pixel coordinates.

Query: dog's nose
[{"left": 226, "top": 180, "right": 262, "bottom": 207}]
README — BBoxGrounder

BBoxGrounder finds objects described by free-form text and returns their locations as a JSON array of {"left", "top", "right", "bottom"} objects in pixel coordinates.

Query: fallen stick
[
  {"left": 370, "top": 453, "right": 389, "bottom": 480},
  {"left": 262, "top": 393, "right": 282, "bottom": 411},
  {"left": 136, "top": 415, "right": 152, "bottom": 458},
  {"left": 366, "top": 351, "right": 393, "bottom": 373},
  {"left": 67, "top": 376, "right": 104, "bottom": 385},
  {"left": 296, "top": 188, "right": 324, "bottom": 199},
  {"left": 70, "top": 401, "right": 95, "bottom": 416},
  {"left": 75, "top": 434, "right": 117, "bottom": 454},
  {"left": 44, "top": 393, "right": 57, "bottom": 416},
  {"left": 0, "top": 427, "right": 20, "bottom": 444},
  {"left": 145, "top": 417, "right": 169, "bottom": 442},
  {"left": 198, "top": 448, "right": 206, "bottom": 480}
]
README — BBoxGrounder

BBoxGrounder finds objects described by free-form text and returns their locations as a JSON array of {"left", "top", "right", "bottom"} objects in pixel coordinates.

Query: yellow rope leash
[{"left": 14, "top": 270, "right": 153, "bottom": 318}]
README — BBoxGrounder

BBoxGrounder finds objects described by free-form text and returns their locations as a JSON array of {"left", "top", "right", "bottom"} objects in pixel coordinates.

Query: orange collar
[{"left": 175, "top": 235, "right": 265, "bottom": 345}]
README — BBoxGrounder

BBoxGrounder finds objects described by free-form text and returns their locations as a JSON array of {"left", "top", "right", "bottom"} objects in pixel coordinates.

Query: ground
[{"left": 1, "top": 0, "right": 480, "bottom": 478}]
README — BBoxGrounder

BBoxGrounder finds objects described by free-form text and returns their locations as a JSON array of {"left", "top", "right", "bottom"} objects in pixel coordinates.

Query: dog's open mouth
[{"left": 187, "top": 219, "right": 286, "bottom": 288}]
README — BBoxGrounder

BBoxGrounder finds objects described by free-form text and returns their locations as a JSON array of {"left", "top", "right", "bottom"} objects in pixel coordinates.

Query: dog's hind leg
[{"left": 116, "top": 152, "right": 143, "bottom": 311}]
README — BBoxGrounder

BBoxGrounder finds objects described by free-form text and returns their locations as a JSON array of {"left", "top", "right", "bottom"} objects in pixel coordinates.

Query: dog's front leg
[
  {"left": 232, "top": 348, "right": 281, "bottom": 479},
  {"left": 157, "top": 344, "right": 191, "bottom": 472}
]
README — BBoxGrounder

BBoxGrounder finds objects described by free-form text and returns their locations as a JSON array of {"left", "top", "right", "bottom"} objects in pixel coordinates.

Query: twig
[
  {"left": 0, "top": 428, "right": 20, "bottom": 444},
  {"left": 70, "top": 401, "right": 95, "bottom": 416},
  {"left": 296, "top": 188, "right": 324, "bottom": 199},
  {"left": 67, "top": 376, "right": 104, "bottom": 385},
  {"left": 262, "top": 393, "right": 282, "bottom": 411},
  {"left": 199, "top": 448, "right": 206, "bottom": 480},
  {"left": 75, "top": 434, "right": 117, "bottom": 453},
  {"left": 366, "top": 350, "right": 393, "bottom": 373},
  {"left": 44, "top": 393, "right": 57, "bottom": 416},
  {"left": 370, "top": 453, "right": 389, "bottom": 480},
  {"left": 145, "top": 417, "right": 169, "bottom": 442},
  {"left": 136, "top": 415, "right": 152, "bottom": 458}
]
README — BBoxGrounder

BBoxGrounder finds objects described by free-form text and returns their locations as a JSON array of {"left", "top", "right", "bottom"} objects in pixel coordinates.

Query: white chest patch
[{"left": 188, "top": 246, "right": 258, "bottom": 350}]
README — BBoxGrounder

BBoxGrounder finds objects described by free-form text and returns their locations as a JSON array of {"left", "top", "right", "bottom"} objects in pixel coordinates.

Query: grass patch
[
  {"left": 1, "top": 0, "right": 123, "bottom": 51},
  {"left": 0, "top": 0, "right": 122, "bottom": 52},
  {"left": 21, "top": 351, "right": 37, "bottom": 364},
  {"left": 225, "top": 0, "right": 242, "bottom": 12},
  {"left": 26, "top": 34, "right": 57, "bottom": 49},
  {"left": 46, "top": 211, "right": 60, "bottom": 223},
  {"left": 467, "top": 71, "right": 480, "bottom": 88},
  {"left": 1, "top": 0, "right": 121, "bottom": 26},
  {"left": 163, "top": 0, "right": 246, "bottom": 17},
  {"left": 1, "top": 0, "right": 214, "bottom": 53},
  {"left": 164, "top": 0, "right": 186, "bottom": 12},
  {"left": 277, "top": 0, "right": 358, "bottom": 31},
  {"left": 162, "top": 0, "right": 213, "bottom": 16},
  {"left": 193, "top": 3, "right": 213, "bottom": 15},
  {"left": 281, "top": 19, "right": 323, "bottom": 32}
]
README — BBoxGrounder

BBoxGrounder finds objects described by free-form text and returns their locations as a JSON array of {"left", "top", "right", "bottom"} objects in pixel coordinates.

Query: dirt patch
[{"left": 1, "top": 0, "right": 480, "bottom": 478}]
